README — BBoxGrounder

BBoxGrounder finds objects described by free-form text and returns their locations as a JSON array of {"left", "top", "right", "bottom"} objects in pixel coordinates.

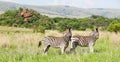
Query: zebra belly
[{"left": 78, "top": 41, "right": 89, "bottom": 47}]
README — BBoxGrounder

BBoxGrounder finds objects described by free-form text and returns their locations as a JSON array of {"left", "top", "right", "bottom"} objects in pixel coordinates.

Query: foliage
[
  {"left": 0, "top": 9, "right": 120, "bottom": 32},
  {"left": 107, "top": 23, "right": 120, "bottom": 33},
  {"left": 107, "top": 18, "right": 120, "bottom": 33}
]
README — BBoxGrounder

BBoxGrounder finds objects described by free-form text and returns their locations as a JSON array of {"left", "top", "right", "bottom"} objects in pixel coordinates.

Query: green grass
[{"left": 0, "top": 29, "right": 120, "bottom": 62}]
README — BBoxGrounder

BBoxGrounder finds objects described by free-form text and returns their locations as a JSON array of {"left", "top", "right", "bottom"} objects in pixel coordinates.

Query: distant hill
[{"left": 0, "top": 1, "right": 120, "bottom": 18}]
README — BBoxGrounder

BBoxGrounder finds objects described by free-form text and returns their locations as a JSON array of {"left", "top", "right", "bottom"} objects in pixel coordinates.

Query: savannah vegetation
[
  {"left": 0, "top": 8, "right": 120, "bottom": 62},
  {"left": 0, "top": 27, "right": 120, "bottom": 62},
  {"left": 0, "top": 8, "right": 120, "bottom": 33}
]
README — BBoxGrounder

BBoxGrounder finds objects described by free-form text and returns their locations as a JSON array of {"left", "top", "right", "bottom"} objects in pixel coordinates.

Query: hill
[{"left": 0, "top": 1, "right": 120, "bottom": 18}]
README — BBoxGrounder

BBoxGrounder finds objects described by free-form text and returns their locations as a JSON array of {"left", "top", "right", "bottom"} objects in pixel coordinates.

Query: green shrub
[
  {"left": 33, "top": 26, "right": 45, "bottom": 33},
  {"left": 78, "top": 27, "right": 86, "bottom": 31},
  {"left": 0, "top": 9, "right": 120, "bottom": 32},
  {"left": 107, "top": 23, "right": 120, "bottom": 33}
]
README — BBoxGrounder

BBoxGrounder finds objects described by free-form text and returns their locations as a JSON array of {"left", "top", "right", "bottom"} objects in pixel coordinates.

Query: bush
[
  {"left": 33, "top": 26, "right": 45, "bottom": 33},
  {"left": 0, "top": 9, "right": 120, "bottom": 32},
  {"left": 107, "top": 23, "right": 120, "bottom": 33},
  {"left": 78, "top": 27, "right": 86, "bottom": 31}
]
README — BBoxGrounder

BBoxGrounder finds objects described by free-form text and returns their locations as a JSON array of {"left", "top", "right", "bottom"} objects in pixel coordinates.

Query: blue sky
[{"left": 0, "top": 0, "right": 120, "bottom": 9}]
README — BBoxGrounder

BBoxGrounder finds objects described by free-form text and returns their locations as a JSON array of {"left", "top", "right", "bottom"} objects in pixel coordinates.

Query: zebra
[
  {"left": 38, "top": 28, "right": 72, "bottom": 54},
  {"left": 70, "top": 28, "right": 99, "bottom": 53}
]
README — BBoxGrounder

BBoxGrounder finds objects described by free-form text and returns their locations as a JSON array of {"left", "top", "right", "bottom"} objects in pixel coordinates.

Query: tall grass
[{"left": 0, "top": 27, "right": 120, "bottom": 62}]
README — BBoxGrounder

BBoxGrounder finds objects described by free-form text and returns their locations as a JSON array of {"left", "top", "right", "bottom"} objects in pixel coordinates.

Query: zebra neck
[
  {"left": 90, "top": 36, "right": 97, "bottom": 42},
  {"left": 63, "top": 36, "right": 70, "bottom": 42}
]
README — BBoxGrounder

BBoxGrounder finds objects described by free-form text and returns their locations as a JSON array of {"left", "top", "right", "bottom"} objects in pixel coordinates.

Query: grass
[{"left": 0, "top": 26, "right": 120, "bottom": 62}]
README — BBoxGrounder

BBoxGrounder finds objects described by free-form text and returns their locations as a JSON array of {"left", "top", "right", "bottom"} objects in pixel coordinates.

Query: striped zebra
[
  {"left": 70, "top": 28, "right": 99, "bottom": 53},
  {"left": 38, "top": 28, "right": 72, "bottom": 54}
]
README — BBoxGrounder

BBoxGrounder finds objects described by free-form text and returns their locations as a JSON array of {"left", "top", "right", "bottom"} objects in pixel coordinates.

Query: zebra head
[
  {"left": 64, "top": 28, "right": 72, "bottom": 41},
  {"left": 90, "top": 28, "right": 99, "bottom": 39}
]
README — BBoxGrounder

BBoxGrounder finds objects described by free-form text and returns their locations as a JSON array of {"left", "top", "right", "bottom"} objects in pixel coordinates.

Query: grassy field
[{"left": 0, "top": 26, "right": 120, "bottom": 62}]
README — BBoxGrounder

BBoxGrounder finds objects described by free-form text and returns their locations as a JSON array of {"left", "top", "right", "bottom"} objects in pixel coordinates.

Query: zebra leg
[
  {"left": 89, "top": 46, "right": 93, "bottom": 53},
  {"left": 61, "top": 46, "right": 66, "bottom": 54},
  {"left": 89, "top": 43, "right": 94, "bottom": 53},
  {"left": 70, "top": 42, "right": 74, "bottom": 52},
  {"left": 70, "top": 40, "right": 75, "bottom": 52},
  {"left": 43, "top": 45, "right": 50, "bottom": 55},
  {"left": 60, "top": 42, "right": 69, "bottom": 54},
  {"left": 70, "top": 42, "right": 78, "bottom": 52},
  {"left": 70, "top": 41, "right": 74, "bottom": 49},
  {"left": 61, "top": 44, "right": 69, "bottom": 54}
]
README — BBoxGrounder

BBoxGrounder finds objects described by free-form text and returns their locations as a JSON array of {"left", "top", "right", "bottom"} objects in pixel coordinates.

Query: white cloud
[
  {"left": 54, "top": 0, "right": 95, "bottom": 8},
  {"left": 0, "top": 0, "right": 15, "bottom": 2},
  {"left": 0, "top": 0, "right": 95, "bottom": 8},
  {"left": 83, "top": 0, "right": 95, "bottom": 8}
]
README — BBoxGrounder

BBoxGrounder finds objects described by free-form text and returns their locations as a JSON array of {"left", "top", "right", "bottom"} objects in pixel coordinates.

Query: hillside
[{"left": 0, "top": 1, "right": 120, "bottom": 18}]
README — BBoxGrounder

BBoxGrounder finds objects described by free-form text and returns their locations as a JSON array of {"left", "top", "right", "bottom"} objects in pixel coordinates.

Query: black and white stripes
[
  {"left": 41, "top": 28, "right": 72, "bottom": 54},
  {"left": 38, "top": 28, "right": 99, "bottom": 54},
  {"left": 70, "top": 28, "right": 99, "bottom": 53}
]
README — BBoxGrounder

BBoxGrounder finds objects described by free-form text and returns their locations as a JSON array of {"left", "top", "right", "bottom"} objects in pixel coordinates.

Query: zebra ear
[
  {"left": 68, "top": 27, "right": 72, "bottom": 32},
  {"left": 96, "top": 28, "right": 98, "bottom": 32}
]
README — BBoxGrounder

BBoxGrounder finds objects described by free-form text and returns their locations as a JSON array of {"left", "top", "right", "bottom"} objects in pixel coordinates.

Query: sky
[{"left": 0, "top": 0, "right": 120, "bottom": 9}]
